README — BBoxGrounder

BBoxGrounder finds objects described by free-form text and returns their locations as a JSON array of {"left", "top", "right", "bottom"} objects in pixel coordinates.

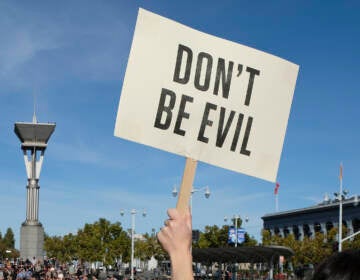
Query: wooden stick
[{"left": 176, "top": 157, "right": 198, "bottom": 213}]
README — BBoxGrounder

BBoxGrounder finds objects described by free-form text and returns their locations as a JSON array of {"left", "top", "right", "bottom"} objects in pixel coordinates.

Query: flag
[
  {"left": 274, "top": 182, "right": 280, "bottom": 195},
  {"left": 339, "top": 163, "right": 343, "bottom": 181}
]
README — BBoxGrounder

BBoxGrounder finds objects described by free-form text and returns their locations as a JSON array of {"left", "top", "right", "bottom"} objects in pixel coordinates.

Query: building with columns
[{"left": 262, "top": 195, "right": 360, "bottom": 240}]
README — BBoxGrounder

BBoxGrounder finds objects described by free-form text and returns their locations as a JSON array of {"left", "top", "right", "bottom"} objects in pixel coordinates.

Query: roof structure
[
  {"left": 192, "top": 245, "right": 294, "bottom": 263},
  {"left": 14, "top": 122, "right": 56, "bottom": 148},
  {"left": 262, "top": 196, "right": 359, "bottom": 221}
]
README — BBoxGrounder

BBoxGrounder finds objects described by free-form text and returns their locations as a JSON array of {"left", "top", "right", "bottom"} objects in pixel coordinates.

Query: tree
[
  {"left": 44, "top": 235, "right": 66, "bottom": 261},
  {"left": 196, "top": 223, "right": 257, "bottom": 249},
  {"left": 3, "top": 228, "right": 15, "bottom": 249},
  {"left": 244, "top": 233, "right": 258, "bottom": 246},
  {"left": 44, "top": 218, "right": 130, "bottom": 264},
  {"left": 0, "top": 228, "right": 17, "bottom": 261},
  {"left": 76, "top": 218, "right": 130, "bottom": 264},
  {"left": 261, "top": 229, "right": 339, "bottom": 267},
  {"left": 135, "top": 238, "right": 148, "bottom": 261},
  {"left": 197, "top": 225, "right": 228, "bottom": 248},
  {"left": 261, "top": 229, "right": 272, "bottom": 245},
  {"left": 138, "top": 232, "right": 166, "bottom": 261}
]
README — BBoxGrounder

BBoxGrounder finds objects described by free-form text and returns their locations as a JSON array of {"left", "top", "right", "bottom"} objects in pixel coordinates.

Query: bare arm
[{"left": 157, "top": 207, "right": 194, "bottom": 280}]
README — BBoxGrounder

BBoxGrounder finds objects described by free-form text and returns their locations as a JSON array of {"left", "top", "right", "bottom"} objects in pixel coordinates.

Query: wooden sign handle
[{"left": 176, "top": 157, "right": 198, "bottom": 213}]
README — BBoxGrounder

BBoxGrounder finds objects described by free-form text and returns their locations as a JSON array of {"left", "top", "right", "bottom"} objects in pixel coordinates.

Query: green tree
[
  {"left": 3, "top": 228, "right": 15, "bottom": 249},
  {"left": 0, "top": 228, "right": 18, "bottom": 261},
  {"left": 140, "top": 231, "right": 166, "bottom": 261},
  {"left": 106, "top": 223, "right": 131, "bottom": 264},
  {"left": 261, "top": 229, "right": 338, "bottom": 266},
  {"left": 197, "top": 225, "right": 227, "bottom": 248},
  {"left": 244, "top": 232, "right": 258, "bottom": 246},
  {"left": 44, "top": 218, "right": 130, "bottom": 264},
  {"left": 261, "top": 229, "right": 272, "bottom": 245},
  {"left": 196, "top": 224, "right": 257, "bottom": 249},
  {"left": 296, "top": 233, "right": 331, "bottom": 265},
  {"left": 76, "top": 218, "right": 130, "bottom": 264},
  {"left": 44, "top": 235, "right": 65, "bottom": 260},
  {"left": 281, "top": 234, "right": 300, "bottom": 264},
  {"left": 135, "top": 239, "right": 148, "bottom": 261}
]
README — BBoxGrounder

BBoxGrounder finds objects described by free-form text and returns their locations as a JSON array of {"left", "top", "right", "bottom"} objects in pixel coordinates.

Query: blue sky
[{"left": 0, "top": 1, "right": 359, "bottom": 248}]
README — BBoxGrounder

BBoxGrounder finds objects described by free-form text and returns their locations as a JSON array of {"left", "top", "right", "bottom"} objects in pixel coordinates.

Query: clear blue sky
[{"left": 0, "top": 1, "right": 359, "bottom": 248}]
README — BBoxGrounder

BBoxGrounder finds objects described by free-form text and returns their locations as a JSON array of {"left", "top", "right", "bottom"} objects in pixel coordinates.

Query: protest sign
[{"left": 114, "top": 9, "right": 299, "bottom": 209}]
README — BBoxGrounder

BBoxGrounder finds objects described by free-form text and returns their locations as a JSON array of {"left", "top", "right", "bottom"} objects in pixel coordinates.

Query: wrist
[
  {"left": 170, "top": 249, "right": 193, "bottom": 280},
  {"left": 170, "top": 249, "right": 192, "bottom": 264}
]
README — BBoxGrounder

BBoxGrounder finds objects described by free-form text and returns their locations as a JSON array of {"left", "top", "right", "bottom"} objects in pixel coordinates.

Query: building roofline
[{"left": 261, "top": 196, "right": 358, "bottom": 220}]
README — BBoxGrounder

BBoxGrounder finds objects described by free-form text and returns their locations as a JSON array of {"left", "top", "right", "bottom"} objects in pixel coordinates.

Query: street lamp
[
  {"left": 120, "top": 209, "right": 146, "bottom": 280},
  {"left": 334, "top": 190, "right": 360, "bottom": 252},
  {"left": 334, "top": 188, "right": 348, "bottom": 252},
  {"left": 224, "top": 214, "right": 248, "bottom": 280},
  {"left": 224, "top": 214, "right": 249, "bottom": 247},
  {"left": 172, "top": 185, "right": 210, "bottom": 213}
]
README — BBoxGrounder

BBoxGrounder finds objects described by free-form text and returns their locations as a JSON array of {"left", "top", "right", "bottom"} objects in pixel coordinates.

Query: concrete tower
[{"left": 14, "top": 114, "right": 55, "bottom": 261}]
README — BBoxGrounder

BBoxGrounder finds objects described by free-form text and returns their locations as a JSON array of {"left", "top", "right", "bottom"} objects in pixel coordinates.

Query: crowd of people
[{"left": 0, "top": 257, "right": 120, "bottom": 280}]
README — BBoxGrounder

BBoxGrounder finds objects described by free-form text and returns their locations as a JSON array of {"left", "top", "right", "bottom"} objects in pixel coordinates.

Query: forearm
[{"left": 170, "top": 251, "right": 194, "bottom": 280}]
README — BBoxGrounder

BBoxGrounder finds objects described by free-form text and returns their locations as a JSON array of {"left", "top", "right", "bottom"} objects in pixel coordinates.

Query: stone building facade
[{"left": 262, "top": 196, "right": 360, "bottom": 240}]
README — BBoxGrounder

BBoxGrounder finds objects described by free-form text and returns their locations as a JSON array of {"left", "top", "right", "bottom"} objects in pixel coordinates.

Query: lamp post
[
  {"left": 120, "top": 209, "right": 146, "bottom": 280},
  {"left": 172, "top": 185, "right": 210, "bottom": 213},
  {"left": 334, "top": 190, "right": 360, "bottom": 252},
  {"left": 334, "top": 188, "right": 348, "bottom": 252},
  {"left": 224, "top": 215, "right": 248, "bottom": 280},
  {"left": 224, "top": 215, "right": 249, "bottom": 247}
]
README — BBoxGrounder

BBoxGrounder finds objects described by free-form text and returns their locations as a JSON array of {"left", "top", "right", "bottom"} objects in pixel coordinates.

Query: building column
[
  {"left": 309, "top": 224, "right": 315, "bottom": 238},
  {"left": 320, "top": 222, "right": 327, "bottom": 235},
  {"left": 320, "top": 222, "right": 327, "bottom": 242},
  {"left": 279, "top": 227, "right": 284, "bottom": 238},
  {"left": 347, "top": 219, "right": 354, "bottom": 240},
  {"left": 288, "top": 226, "right": 293, "bottom": 236},
  {"left": 298, "top": 225, "right": 304, "bottom": 241}
]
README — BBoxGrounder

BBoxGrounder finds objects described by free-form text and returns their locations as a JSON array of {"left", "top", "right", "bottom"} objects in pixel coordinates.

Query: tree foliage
[
  {"left": 3, "top": 228, "right": 15, "bottom": 249},
  {"left": 135, "top": 232, "right": 166, "bottom": 261},
  {"left": 44, "top": 218, "right": 130, "bottom": 264},
  {"left": 261, "top": 226, "right": 360, "bottom": 267},
  {"left": 0, "top": 228, "right": 18, "bottom": 260},
  {"left": 42, "top": 219, "right": 360, "bottom": 268},
  {"left": 195, "top": 224, "right": 257, "bottom": 248}
]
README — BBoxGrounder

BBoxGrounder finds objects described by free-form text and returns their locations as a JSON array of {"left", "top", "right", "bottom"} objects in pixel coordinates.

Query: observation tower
[{"left": 14, "top": 114, "right": 55, "bottom": 261}]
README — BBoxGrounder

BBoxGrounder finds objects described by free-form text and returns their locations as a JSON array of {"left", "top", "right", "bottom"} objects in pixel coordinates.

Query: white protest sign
[{"left": 114, "top": 8, "right": 299, "bottom": 182}]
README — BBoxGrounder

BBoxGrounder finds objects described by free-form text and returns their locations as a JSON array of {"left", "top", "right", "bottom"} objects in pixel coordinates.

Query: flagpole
[
  {"left": 274, "top": 183, "right": 279, "bottom": 212},
  {"left": 338, "top": 163, "right": 343, "bottom": 252}
]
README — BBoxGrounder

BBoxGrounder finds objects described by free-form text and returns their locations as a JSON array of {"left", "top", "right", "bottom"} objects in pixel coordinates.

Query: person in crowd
[
  {"left": 311, "top": 249, "right": 360, "bottom": 280},
  {"left": 0, "top": 267, "right": 4, "bottom": 280},
  {"left": 157, "top": 207, "right": 193, "bottom": 280}
]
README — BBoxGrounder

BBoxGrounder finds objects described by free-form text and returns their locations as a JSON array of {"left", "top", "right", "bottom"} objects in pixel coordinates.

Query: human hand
[
  {"left": 157, "top": 207, "right": 192, "bottom": 257},
  {"left": 157, "top": 207, "right": 193, "bottom": 280}
]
